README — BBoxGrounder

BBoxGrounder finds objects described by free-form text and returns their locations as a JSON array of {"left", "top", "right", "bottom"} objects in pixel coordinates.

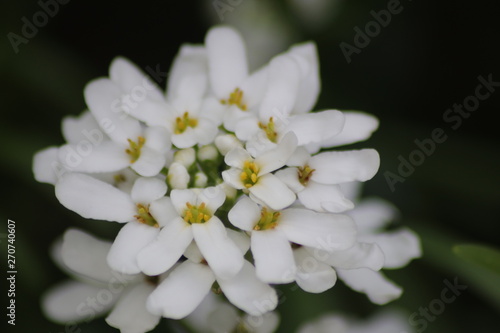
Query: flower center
[
  {"left": 258, "top": 117, "right": 279, "bottom": 143},
  {"left": 183, "top": 202, "right": 212, "bottom": 224},
  {"left": 240, "top": 161, "right": 260, "bottom": 188},
  {"left": 135, "top": 204, "right": 159, "bottom": 228},
  {"left": 254, "top": 207, "right": 281, "bottom": 230},
  {"left": 174, "top": 111, "right": 198, "bottom": 134},
  {"left": 125, "top": 136, "right": 146, "bottom": 163},
  {"left": 220, "top": 87, "right": 247, "bottom": 111},
  {"left": 234, "top": 322, "right": 251, "bottom": 333},
  {"left": 298, "top": 165, "right": 315, "bottom": 186}
]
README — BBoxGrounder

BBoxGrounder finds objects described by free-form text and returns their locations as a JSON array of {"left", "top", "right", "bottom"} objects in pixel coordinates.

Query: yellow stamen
[
  {"left": 253, "top": 207, "right": 281, "bottom": 230},
  {"left": 125, "top": 136, "right": 146, "bottom": 163},
  {"left": 220, "top": 88, "right": 247, "bottom": 111},
  {"left": 258, "top": 117, "right": 279, "bottom": 143},
  {"left": 240, "top": 161, "right": 260, "bottom": 188},
  {"left": 134, "top": 204, "right": 159, "bottom": 228},
  {"left": 298, "top": 165, "right": 316, "bottom": 186},
  {"left": 174, "top": 112, "right": 198, "bottom": 134},
  {"left": 183, "top": 202, "right": 212, "bottom": 224}
]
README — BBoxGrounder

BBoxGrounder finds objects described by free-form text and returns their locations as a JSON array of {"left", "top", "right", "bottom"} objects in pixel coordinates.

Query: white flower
[
  {"left": 327, "top": 182, "right": 422, "bottom": 305},
  {"left": 206, "top": 301, "right": 280, "bottom": 333},
  {"left": 276, "top": 147, "right": 380, "bottom": 213},
  {"left": 167, "top": 162, "right": 190, "bottom": 189},
  {"left": 228, "top": 196, "right": 357, "bottom": 283},
  {"left": 222, "top": 132, "right": 297, "bottom": 210},
  {"left": 297, "top": 309, "right": 415, "bottom": 333},
  {"left": 137, "top": 186, "right": 244, "bottom": 280},
  {"left": 205, "top": 26, "right": 269, "bottom": 131},
  {"left": 42, "top": 229, "right": 161, "bottom": 333},
  {"left": 55, "top": 174, "right": 170, "bottom": 274},
  {"left": 56, "top": 60, "right": 171, "bottom": 177},
  {"left": 146, "top": 230, "right": 277, "bottom": 319}
]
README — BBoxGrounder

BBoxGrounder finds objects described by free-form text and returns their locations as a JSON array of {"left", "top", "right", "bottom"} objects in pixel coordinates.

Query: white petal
[
  {"left": 359, "top": 228, "right": 421, "bottom": 269},
  {"left": 60, "top": 229, "right": 114, "bottom": 282},
  {"left": 171, "top": 128, "right": 199, "bottom": 148},
  {"left": 198, "top": 186, "right": 227, "bottom": 213},
  {"left": 249, "top": 174, "right": 296, "bottom": 210},
  {"left": 294, "top": 247, "right": 337, "bottom": 293},
  {"left": 170, "top": 188, "right": 198, "bottom": 214},
  {"left": 309, "top": 149, "right": 380, "bottom": 184},
  {"left": 58, "top": 141, "right": 130, "bottom": 173},
  {"left": 286, "top": 110, "right": 344, "bottom": 145},
  {"left": 109, "top": 56, "right": 164, "bottom": 101},
  {"left": 251, "top": 229, "right": 296, "bottom": 283},
  {"left": 234, "top": 115, "right": 261, "bottom": 141},
  {"left": 131, "top": 146, "right": 167, "bottom": 177},
  {"left": 167, "top": 162, "right": 190, "bottom": 190},
  {"left": 286, "top": 146, "right": 311, "bottom": 167},
  {"left": 225, "top": 147, "right": 252, "bottom": 169},
  {"left": 55, "top": 173, "right": 136, "bottom": 222},
  {"left": 192, "top": 216, "right": 244, "bottom": 280},
  {"left": 298, "top": 182, "right": 354, "bottom": 213},
  {"left": 347, "top": 198, "right": 398, "bottom": 233},
  {"left": 215, "top": 134, "right": 243, "bottom": 156},
  {"left": 207, "top": 303, "right": 240, "bottom": 332},
  {"left": 33, "top": 147, "right": 62, "bottom": 185},
  {"left": 167, "top": 45, "right": 208, "bottom": 101},
  {"left": 131, "top": 177, "right": 167, "bottom": 204},
  {"left": 144, "top": 125, "right": 171, "bottom": 153},
  {"left": 275, "top": 167, "right": 304, "bottom": 193},
  {"left": 259, "top": 55, "right": 301, "bottom": 121},
  {"left": 337, "top": 268, "right": 402, "bottom": 305},
  {"left": 147, "top": 261, "right": 215, "bottom": 319},
  {"left": 314, "top": 242, "right": 385, "bottom": 271},
  {"left": 227, "top": 229, "right": 251, "bottom": 255},
  {"left": 228, "top": 196, "right": 260, "bottom": 231},
  {"left": 61, "top": 110, "right": 102, "bottom": 144},
  {"left": 288, "top": 42, "right": 320, "bottom": 115},
  {"left": 240, "top": 65, "right": 268, "bottom": 109},
  {"left": 107, "top": 222, "right": 160, "bottom": 274},
  {"left": 278, "top": 208, "right": 357, "bottom": 251},
  {"left": 194, "top": 118, "right": 219, "bottom": 146},
  {"left": 149, "top": 196, "right": 178, "bottom": 227},
  {"left": 222, "top": 168, "right": 246, "bottom": 190},
  {"left": 84, "top": 78, "right": 142, "bottom": 145},
  {"left": 255, "top": 132, "right": 298, "bottom": 174},
  {"left": 223, "top": 104, "right": 253, "bottom": 132},
  {"left": 42, "top": 281, "right": 115, "bottom": 323},
  {"left": 218, "top": 261, "right": 278, "bottom": 316},
  {"left": 137, "top": 217, "right": 193, "bottom": 275},
  {"left": 106, "top": 283, "right": 160, "bottom": 333},
  {"left": 200, "top": 96, "right": 226, "bottom": 126},
  {"left": 244, "top": 312, "right": 281, "bottom": 333},
  {"left": 321, "top": 111, "right": 379, "bottom": 147},
  {"left": 205, "top": 26, "right": 248, "bottom": 98}
]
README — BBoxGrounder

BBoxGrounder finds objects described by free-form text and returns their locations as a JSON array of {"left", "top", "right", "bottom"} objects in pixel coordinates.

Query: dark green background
[{"left": 2, "top": 0, "right": 499, "bottom": 332}]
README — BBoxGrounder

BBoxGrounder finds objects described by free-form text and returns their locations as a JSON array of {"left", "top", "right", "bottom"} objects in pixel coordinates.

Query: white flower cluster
[{"left": 34, "top": 26, "right": 420, "bottom": 333}]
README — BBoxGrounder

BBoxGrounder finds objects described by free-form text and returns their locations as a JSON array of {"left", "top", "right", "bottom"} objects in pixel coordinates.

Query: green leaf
[{"left": 453, "top": 244, "right": 500, "bottom": 276}]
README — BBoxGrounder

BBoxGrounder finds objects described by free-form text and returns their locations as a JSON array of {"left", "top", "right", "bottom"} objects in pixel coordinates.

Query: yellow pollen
[
  {"left": 240, "top": 161, "right": 260, "bottom": 188},
  {"left": 220, "top": 88, "right": 247, "bottom": 111},
  {"left": 183, "top": 202, "right": 212, "bottom": 224},
  {"left": 134, "top": 204, "right": 159, "bottom": 228},
  {"left": 125, "top": 136, "right": 146, "bottom": 163},
  {"left": 258, "top": 117, "right": 279, "bottom": 143},
  {"left": 174, "top": 111, "right": 198, "bottom": 134},
  {"left": 254, "top": 207, "right": 281, "bottom": 230},
  {"left": 298, "top": 165, "right": 316, "bottom": 186}
]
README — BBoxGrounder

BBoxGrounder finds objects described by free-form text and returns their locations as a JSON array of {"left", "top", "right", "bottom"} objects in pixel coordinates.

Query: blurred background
[{"left": 2, "top": 0, "right": 499, "bottom": 332}]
